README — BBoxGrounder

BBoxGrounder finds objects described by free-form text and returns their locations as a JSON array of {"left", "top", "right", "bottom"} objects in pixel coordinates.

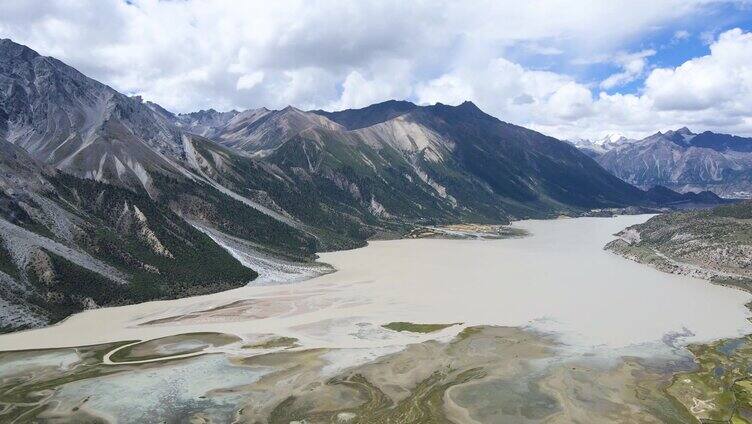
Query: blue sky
[
  {"left": 1, "top": 0, "right": 751, "bottom": 139},
  {"left": 510, "top": 1, "right": 752, "bottom": 95},
  {"left": 601, "top": 2, "right": 751, "bottom": 93}
]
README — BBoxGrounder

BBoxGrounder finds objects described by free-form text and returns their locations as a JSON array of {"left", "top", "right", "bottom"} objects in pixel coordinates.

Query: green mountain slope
[{"left": 0, "top": 139, "right": 257, "bottom": 331}]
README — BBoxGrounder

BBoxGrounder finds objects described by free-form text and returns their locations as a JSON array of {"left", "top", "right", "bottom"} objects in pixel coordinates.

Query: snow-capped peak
[
  {"left": 595, "top": 133, "right": 630, "bottom": 146},
  {"left": 568, "top": 133, "right": 633, "bottom": 153}
]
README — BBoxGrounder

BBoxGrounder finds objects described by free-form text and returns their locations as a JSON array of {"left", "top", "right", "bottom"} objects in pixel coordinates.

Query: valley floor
[{"left": 1, "top": 215, "right": 752, "bottom": 423}]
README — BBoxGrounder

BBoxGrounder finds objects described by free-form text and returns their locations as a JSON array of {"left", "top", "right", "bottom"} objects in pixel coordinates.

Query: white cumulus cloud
[
  {"left": 236, "top": 71, "right": 265, "bottom": 91},
  {"left": 535, "top": 28, "right": 752, "bottom": 139},
  {"left": 599, "top": 49, "right": 656, "bottom": 90},
  {"left": 0, "top": 0, "right": 749, "bottom": 139}
]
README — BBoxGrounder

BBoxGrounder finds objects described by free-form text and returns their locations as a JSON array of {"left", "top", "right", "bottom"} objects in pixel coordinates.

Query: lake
[{"left": 2, "top": 214, "right": 750, "bottom": 353}]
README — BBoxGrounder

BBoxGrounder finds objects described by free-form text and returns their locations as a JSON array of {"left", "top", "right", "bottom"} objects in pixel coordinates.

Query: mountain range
[
  {"left": 568, "top": 134, "right": 633, "bottom": 158},
  {"left": 0, "top": 38, "right": 725, "bottom": 332},
  {"left": 570, "top": 128, "right": 752, "bottom": 198}
]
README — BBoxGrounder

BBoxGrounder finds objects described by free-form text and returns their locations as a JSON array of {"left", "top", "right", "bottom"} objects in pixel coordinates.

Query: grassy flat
[
  {"left": 381, "top": 322, "right": 460, "bottom": 333},
  {"left": 668, "top": 335, "right": 752, "bottom": 422},
  {"left": 244, "top": 336, "right": 299, "bottom": 350}
]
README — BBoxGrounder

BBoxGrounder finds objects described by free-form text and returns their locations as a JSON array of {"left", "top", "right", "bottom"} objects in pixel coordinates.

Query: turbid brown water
[{"left": 1, "top": 214, "right": 749, "bottom": 353}]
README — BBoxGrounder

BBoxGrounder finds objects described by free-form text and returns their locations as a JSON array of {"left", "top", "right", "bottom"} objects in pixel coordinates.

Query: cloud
[
  {"left": 329, "top": 60, "right": 413, "bottom": 110},
  {"left": 236, "top": 72, "right": 264, "bottom": 90},
  {"left": 415, "top": 57, "right": 579, "bottom": 125},
  {"left": 547, "top": 82, "right": 594, "bottom": 119},
  {"left": 417, "top": 28, "right": 752, "bottom": 140},
  {"left": 535, "top": 28, "right": 752, "bottom": 139},
  {"left": 0, "top": 0, "right": 749, "bottom": 139},
  {"left": 513, "top": 94, "right": 535, "bottom": 105},
  {"left": 522, "top": 42, "right": 564, "bottom": 56},
  {"left": 645, "top": 28, "right": 752, "bottom": 112},
  {"left": 599, "top": 49, "right": 656, "bottom": 90},
  {"left": 672, "top": 29, "right": 691, "bottom": 41},
  {"left": 416, "top": 75, "right": 475, "bottom": 107}
]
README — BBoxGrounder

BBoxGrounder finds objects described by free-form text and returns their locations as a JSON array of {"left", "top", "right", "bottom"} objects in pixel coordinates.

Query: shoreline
[
  {"left": 3, "top": 214, "right": 751, "bottom": 352},
  {"left": 0, "top": 220, "right": 526, "bottom": 349},
  {"left": 0, "top": 212, "right": 647, "bottom": 340},
  {"left": 605, "top": 227, "right": 752, "bottom": 297},
  {"left": 2, "top": 214, "right": 752, "bottom": 422},
  {"left": 604, "top": 216, "right": 752, "bottom": 422}
]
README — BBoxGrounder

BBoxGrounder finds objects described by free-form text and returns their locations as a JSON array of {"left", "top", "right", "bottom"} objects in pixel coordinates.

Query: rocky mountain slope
[
  {"left": 310, "top": 99, "right": 419, "bottom": 130},
  {"left": 606, "top": 201, "right": 752, "bottom": 291},
  {"left": 174, "top": 108, "right": 239, "bottom": 138},
  {"left": 568, "top": 134, "right": 634, "bottom": 159},
  {"left": 0, "top": 39, "right": 326, "bottom": 331},
  {"left": 199, "top": 99, "right": 689, "bottom": 223},
  {"left": 0, "top": 39, "right": 188, "bottom": 195},
  {"left": 581, "top": 127, "right": 752, "bottom": 198},
  {"left": 0, "top": 138, "right": 258, "bottom": 331},
  {"left": 0, "top": 38, "right": 728, "bottom": 332}
]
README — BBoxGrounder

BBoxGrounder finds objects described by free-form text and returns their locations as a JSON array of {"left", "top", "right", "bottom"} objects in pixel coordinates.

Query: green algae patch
[
  {"left": 454, "top": 326, "right": 482, "bottom": 341},
  {"left": 244, "top": 336, "right": 299, "bottom": 350},
  {"left": 381, "top": 322, "right": 460, "bottom": 334},
  {"left": 668, "top": 335, "right": 752, "bottom": 423}
]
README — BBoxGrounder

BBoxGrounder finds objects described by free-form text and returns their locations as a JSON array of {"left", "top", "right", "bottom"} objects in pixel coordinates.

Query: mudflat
[{"left": 2, "top": 215, "right": 752, "bottom": 422}]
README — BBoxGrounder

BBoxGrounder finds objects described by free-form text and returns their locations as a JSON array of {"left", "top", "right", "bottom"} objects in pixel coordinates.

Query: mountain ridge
[
  {"left": 0, "top": 38, "right": 729, "bottom": 332},
  {"left": 581, "top": 127, "right": 752, "bottom": 198}
]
